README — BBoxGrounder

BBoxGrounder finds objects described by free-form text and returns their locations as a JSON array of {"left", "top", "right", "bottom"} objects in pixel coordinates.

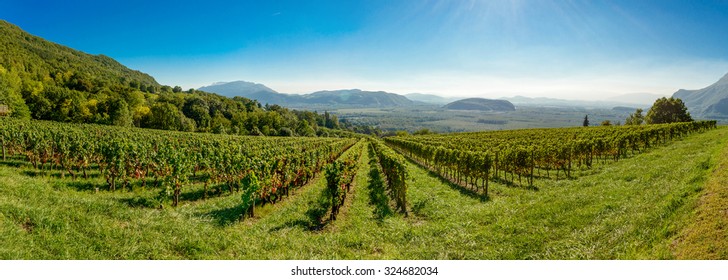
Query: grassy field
[{"left": 0, "top": 127, "right": 726, "bottom": 259}]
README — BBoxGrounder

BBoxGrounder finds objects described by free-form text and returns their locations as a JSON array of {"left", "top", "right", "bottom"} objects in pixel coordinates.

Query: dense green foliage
[
  {"left": 0, "top": 20, "right": 348, "bottom": 137},
  {"left": 625, "top": 108, "right": 645, "bottom": 125},
  {"left": 385, "top": 122, "right": 716, "bottom": 194},
  {"left": 0, "top": 118, "right": 356, "bottom": 208},
  {"left": 369, "top": 139, "right": 408, "bottom": 214},
  {"left": 322, "top": 141, "right": 364, "bottom": 221},
  {"left": 646, "top": 97, "right": 693, "bottom": 124}
]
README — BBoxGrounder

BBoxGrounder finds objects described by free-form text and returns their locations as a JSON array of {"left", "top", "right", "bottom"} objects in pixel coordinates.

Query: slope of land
[
  {"left": 673, "top": 137, "right": 728, "bottom": 259},
  {"left": 673, "top": 72, "right": 728, "bottom": 120},
  {"left": 1, "top": 126, "right": 725, "bottom": 259},
  {"left": 0, "top": 20, "right": 159, "bottom": 90},
  {"left": 0, "top": 20, "right": 352, "bottom": 137}
]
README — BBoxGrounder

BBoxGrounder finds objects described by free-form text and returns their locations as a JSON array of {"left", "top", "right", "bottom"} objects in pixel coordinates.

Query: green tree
[
  {"left": 601, "top": 120, "right": 612, "bottom": 126},
  {"left": 646, "top": 97, "right": 693, "bottom": 124},
  {"left": 625, "top": 108, "right": 644, "bottom": 125},
  {"left": 324, "top": 111, "right": 339, "bottom": 129},
  {"left": 279, "top": 127, "right": 294, "bottom": 136},
  {"left": 582, "top": 115, "right": 589, "bottom": 127},
  {"left": 0, "top": 67, "right": 31, "bottom": 118},
  {"left": 108, "top": 98, "right": 132, "bottom": 127},
  {"left": 296, "top": 120, "right": 316, "bottom": 137},
  {"left": 149, "top": 103, "right": 183, "bottom": 130}
]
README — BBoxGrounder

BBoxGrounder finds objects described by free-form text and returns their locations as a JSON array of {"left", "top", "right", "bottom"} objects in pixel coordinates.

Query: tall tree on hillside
[
  {"left": 582, "top": 115, "right": 589, "bottom": 127},
  {"left": 646, "top": 97, "right": 693, "bottom": 124},
  {"left": 0, "top": 67, "right": 30, "bottom": 119},
  {"left": 625, "top": 108, "right": 645, "bottom": 125}
]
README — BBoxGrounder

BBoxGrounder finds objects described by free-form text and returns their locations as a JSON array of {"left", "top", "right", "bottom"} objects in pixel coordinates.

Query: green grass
[
  {"left": 673, "top": 132, "right": 728, "bottom": 259},
  {"left": 0, "top": 127, "right": 726, "bottom": 259}
]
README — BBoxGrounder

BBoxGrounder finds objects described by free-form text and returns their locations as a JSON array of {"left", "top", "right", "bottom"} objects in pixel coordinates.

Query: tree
[
  {"left": 582, "top": 115, "right": 589, "bottom": 127},
  {"left": 324, "top": 111, "right": 339, "bottom": 129},
  {"left": 108, "top": 98, "right": 132, "bottom": 127},
  {"left": 279, "top": 127, "right": 294, "bottom": 137},
  {"left": 625, "top": 108, "right": 644, "bottom": 125},
  {"left": 601, "top": 120, "right": 612, "bottom": 126},
  {"left": 646, "top": 97, "right": 693, "bottom": 124},
  {"left": 149, "top": 103, "right": 183, "bottom": 130},
  {"left": 0, "top": 68, "right": 31, "bottom": 119}
]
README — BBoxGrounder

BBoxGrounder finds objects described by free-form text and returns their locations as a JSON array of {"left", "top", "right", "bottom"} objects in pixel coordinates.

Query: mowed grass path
[{"left": 0, "top": 127, "right": 726, "bottom": 259}]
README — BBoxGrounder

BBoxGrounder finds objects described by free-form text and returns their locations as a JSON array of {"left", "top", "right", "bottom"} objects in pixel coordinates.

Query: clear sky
[{"left": 2, "top": 0, "right": 728, "bottom": 99}]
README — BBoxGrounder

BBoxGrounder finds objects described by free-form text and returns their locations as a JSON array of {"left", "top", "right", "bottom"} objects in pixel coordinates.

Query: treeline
[{"left": 0, "top": 20, "right": 346, "bottom": 137}]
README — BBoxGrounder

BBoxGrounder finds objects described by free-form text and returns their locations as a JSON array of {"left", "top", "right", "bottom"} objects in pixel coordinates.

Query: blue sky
[{"left": 2, "top": 0, "right": 728, "bottom": 99}]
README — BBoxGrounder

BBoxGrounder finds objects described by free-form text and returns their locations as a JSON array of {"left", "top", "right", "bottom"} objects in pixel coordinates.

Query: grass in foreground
[
  {"left": 673, "top": 135, "right": 728, "bottom": 259},
  {"left": 0, "top": 127, "right": 726, "bottom": 259}
]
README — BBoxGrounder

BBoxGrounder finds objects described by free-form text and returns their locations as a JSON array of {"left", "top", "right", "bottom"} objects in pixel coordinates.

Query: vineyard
[
  {"left": 0, "top": 118, "right": 356, "bottom": 211},
  {"left": 0, "top": 117, "right": 725, "bottom": 259},
  {"left": 386, "top": 121, "right": 717, "bottom": 195}
]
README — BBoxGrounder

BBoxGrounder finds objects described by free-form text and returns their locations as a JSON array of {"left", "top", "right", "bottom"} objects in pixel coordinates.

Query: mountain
[
  {"left": 199, "top": 81, "right": 415, "bottom": 108},
  {"left": 200, "top": 81, "right": 278, "bottom": 96},
  {"left": 301, "top": 89, "right": 414, "bottom": 107},
  {"left": 673, "top": 72, "right": 728, "bottom": 119},
  {"left": 404, "top": 93, "right": 459, "bottom": 104},
  {"left": 198, "top": 81, "right": 292, "bottom": 105},
  {"left": 0, "top": 20, "right": 159, "bottom": 91},
  {"left": 443, "top": 98, "right": 516, "bottom": 112}
]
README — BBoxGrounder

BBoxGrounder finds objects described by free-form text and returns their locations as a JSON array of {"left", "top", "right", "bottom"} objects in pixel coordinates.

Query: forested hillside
[{"left": 0, "top": 20, "right": 344, "bottom": 137}]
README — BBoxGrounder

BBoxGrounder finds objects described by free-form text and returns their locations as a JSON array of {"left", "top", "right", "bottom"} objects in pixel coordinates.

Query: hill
[
  {"left": 673, "top": 72, "right": 728, "bottom": 120},
  {"left": 197, "top": 80, "right": 290, "bottom": 104},
  {"left": 199, "top": 81, "right": 415, "bottom": 108},
  {"left": 0, "top": 20, "right": 159, "bottom": 91},
  {"left": 443, "top": 98, "right": 515, "bottom": 112},
  {"left": 301, "top": 89, "right": 414, "bottom": 107},
  {"left": 0, "top": 20, "right": 350, "bottom": 137}
]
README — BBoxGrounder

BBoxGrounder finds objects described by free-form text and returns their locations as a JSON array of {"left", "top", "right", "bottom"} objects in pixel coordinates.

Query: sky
[{"left": 2, "top": 0, "right": 728, "bottom": 100}]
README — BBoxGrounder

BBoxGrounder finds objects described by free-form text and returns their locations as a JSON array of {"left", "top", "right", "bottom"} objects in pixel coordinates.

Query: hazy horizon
[{"left": 2, "top": 0, "right": 728, "bottom": 99}]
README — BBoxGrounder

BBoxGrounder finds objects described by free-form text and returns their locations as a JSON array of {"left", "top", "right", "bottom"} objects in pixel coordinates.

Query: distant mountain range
[
  {"left": 199, "top": 81, "right": 414, "bottom": 108},
  {"left": 673, "top": 72, "right": 728, "bottom": 120},
  {"left": 198, "top": 81, "right": 291, "bottom": 105},
  {"left": 443, "top": 98, "right": 515, "bottom": 112},
  {"left": 199, "top": 74, "right": 728, "bottom": 118}
]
